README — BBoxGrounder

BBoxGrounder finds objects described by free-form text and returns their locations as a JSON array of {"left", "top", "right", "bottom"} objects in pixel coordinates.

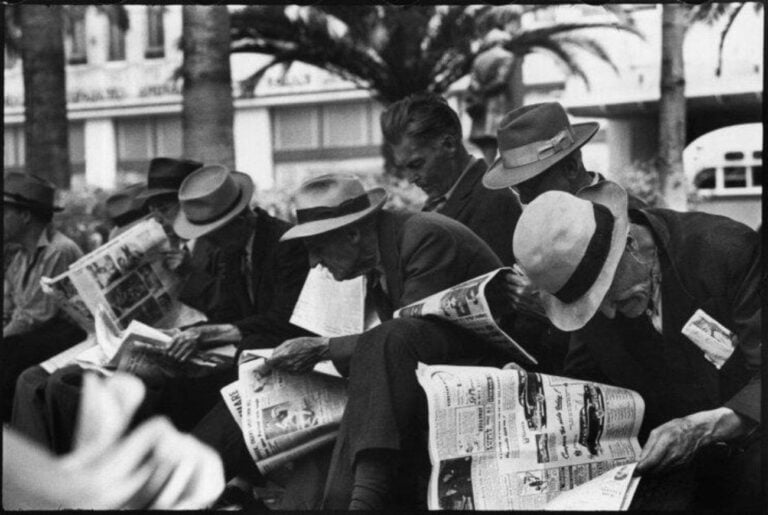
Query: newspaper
[
  {"left": 289, "top": 266, "right": 369, "bottom": 337},
  {"left": 220, "top": 349, "right": 347, "bottom": 475},
  {"left": 395, "top": 268, "right": 537, "bottom": 365},
  {"left": 40, "top": 272, "right": 95, "bottom": 332},
  {"left": 416, "top": 364, "right": 644, "bottom": 510},
  {"left": 57, "top": 217, "right": 206, "bottom": 332}
]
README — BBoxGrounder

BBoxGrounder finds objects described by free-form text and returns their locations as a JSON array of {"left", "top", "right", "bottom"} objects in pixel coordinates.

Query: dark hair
[{"left": 380, "top": 93, "right": 463, "bottom": 147}]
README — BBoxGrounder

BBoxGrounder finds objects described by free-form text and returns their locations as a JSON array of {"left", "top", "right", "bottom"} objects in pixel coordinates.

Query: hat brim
[
  {"left": 136, "top": 187, "right": 176, "bottom": 201},
  {"left": 172, "top": 172, "right": 255, "bottom": 240},
  {"left": 483, "top": 122, "right": 600, "bottom": 190},
  {"left": 3, "top": 195, "right": 63, "bottom": 213},
  {"left": 280, "top": 189, "right": 387, "bottom": 241},
  {"left": 537, "top": 181, "right": 629, "bottom": 332}
]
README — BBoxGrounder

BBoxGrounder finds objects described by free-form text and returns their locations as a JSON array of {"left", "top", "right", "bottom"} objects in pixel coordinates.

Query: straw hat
[
  {"left": 280, "top": 174, "right": 387, "bottom": 241},
  {"left": 173, "top": 164, "right": 254, "bottom": 239},
  {"left": 512, "top": 181, "right": 629, "bottom": 331},
  {"left": 483, "top": 102, "right": 599, "bottom": 190}
]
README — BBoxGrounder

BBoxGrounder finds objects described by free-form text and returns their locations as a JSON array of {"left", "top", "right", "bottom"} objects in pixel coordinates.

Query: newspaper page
[
  {"left": 40, "top": 272, "right": 94, "bottom": 332},
  {"left": 221, "top": 350, "right": 347, "bottom": 475},
  {"left": 395, "top": 268, "right": 537, "bottom": 366},
  {"left": 65, "top": 217, "right": 206, "bottom": 332},
  {"left": 289, "top": 266, "right": 367, "bottom": 337},
  {"left": 416, "top": 364, "right": 645, "bottom": 510}
]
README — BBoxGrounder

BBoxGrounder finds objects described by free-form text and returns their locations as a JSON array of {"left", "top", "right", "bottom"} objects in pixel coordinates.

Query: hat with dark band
[
  {"left": 3, "top": 172, "right": 63, "bottom": 213},
  {"left": 512, "top": 180, "right": 629, "bottom": 331},
  {"left": 280, "top": 174, "right": 387, "bottom": 241},
  {"left": 483, "top": 102, "right": 599, "bottom": 190},
  {"left": 138, "top": 157, "right": 204, "bottom": 201},
  {"left": 173, "top": 164, "right": 255, "bottom": 240}
]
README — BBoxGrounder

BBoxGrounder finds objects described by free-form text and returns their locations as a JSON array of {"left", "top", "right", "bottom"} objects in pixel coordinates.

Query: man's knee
[
  {"left": 16, "top": 365, "right": 51, "bottom": 394},
  {"left": 354, "top": 318, "right": 432, "bottom": 362}
]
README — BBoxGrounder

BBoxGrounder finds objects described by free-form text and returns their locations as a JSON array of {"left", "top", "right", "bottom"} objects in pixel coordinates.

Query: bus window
[
  {"left": 723, "top": 166, "right": 747, "bottom": 188},
  {"left": 752, "top": 166, "right": 762, "bottom": 186},
  {"left": 694, "top": 168, "right": 716, "bottom": 189}
]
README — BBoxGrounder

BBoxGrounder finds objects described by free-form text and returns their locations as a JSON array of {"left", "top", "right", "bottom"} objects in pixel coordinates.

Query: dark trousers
[
  {"left": 1, "top": 318, "right": 85, "bottom": 421},
  {"left": 11, "top": 362, "right": 236, "bottom": 454},
  {"left": 322, "top": 317, "right": 505, "bottom": 509}
]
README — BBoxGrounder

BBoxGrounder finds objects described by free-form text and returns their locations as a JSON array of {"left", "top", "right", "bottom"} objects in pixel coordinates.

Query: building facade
[{"left": 4, "top": 5, "right": 762, "bottom": 227}]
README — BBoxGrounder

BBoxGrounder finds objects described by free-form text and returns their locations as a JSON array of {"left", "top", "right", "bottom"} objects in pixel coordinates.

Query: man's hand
[
  {"left": 166, "top": 327, "right": 204, "bottom": 363},
  {"left": 503, "top": 269, "right": 546, "bottom": 318},
  {"left": 636, "top": 407, "right": 748, "bottom": 475},
  {"left": 267, "top": 336, "right": 330, "bottom": 374},
  {"left": 161, "top": 249, "right": 190, "bottom": 273}
]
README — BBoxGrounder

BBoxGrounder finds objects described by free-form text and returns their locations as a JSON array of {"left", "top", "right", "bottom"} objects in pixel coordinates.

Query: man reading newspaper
[
  {"left": 509, "top": 182, "right": 761, "bottom": 511},
  {"left": 193, "top": 174, "right": 517, "bottom": 509}
]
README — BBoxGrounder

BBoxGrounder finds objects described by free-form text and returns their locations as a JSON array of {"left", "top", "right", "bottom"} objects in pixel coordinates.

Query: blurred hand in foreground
[
  {"left": 3, "top": 373, "right": 224, "bottom": 510},
  {"left": 267, "top": 336, "right": 330, "bottom": 374}
]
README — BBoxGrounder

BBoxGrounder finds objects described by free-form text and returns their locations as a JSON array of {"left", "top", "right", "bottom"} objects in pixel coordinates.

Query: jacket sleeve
[
  {"left": 233, "top": 239, "right": 311, "bottom": 354},
  {"left": 563, "top": 331, "right": 611, "bottom": 384},
  {"left": 720, "top": 227, "right": 762, "bottom": 424}
]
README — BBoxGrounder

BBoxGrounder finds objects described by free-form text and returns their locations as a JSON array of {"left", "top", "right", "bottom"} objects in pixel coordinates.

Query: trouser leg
[{"left": 10, "top": 365, "right": 53, "bottom": 449}]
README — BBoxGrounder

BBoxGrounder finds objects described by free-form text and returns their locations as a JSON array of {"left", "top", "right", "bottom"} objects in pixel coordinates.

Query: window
[
  {"left": 272, "top": 100, "right": 384, "bottom": 162},
  {"left": 723, "top": 166, "right": 747, "bottom": 188},
  {"left": 724, "top": 151, "right": 744, "bottom": 161},
  {"left": 116, "top": 116, "right": 182, "bottom": 171},
  {"left": 751, "top": 166, "right": 762, "bottom": 186},
  {"left": 145, "top": 6, "right": 165, "bottom": 59},
  {"left": 694, "top": 168, "right": 716, "bottom": 189},
  {"left": 69, "top": 122, "right": 86, "bottom": 174},
  {"left": 108, "top": 17, "right": 126, "bottom": 61},
  {"left": 5, "top": 46, "right": 19, "bottom": 69},
  {"left": 4, "top": 126, "right": 25, "bottom": 171},
  {"left": 65, "top": 7, "right": 88, "bottom": 65}
]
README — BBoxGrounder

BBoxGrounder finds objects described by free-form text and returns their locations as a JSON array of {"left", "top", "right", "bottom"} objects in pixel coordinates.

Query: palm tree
[
  {"left": 12, "top": 5, "right": 71, "bottom": 188},
  {"left": 657, "top": 2, "right": 763, "bottom": 210},
  {"left": 181, "top": 5, "right": 235, "bottom": 168}
]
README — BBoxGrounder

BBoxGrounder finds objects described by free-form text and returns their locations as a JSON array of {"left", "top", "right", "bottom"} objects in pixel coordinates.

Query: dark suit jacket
[
  {"left": 328, "top": 210, "right": 503, "bottom": 375},
  {"left": 438, "top": 159, "right": 521, "bottom": 266},
  {"left": 179, "top": 208, "right": 310, "bottom": 353},
  {"left": 564, "top": 208, "right": 761, "bottom": 439}
]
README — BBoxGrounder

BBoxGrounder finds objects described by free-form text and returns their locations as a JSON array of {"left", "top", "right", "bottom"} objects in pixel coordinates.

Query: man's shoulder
[
  {"left": 639, "top": 208, "right": 757, "bottom": 253},
  {"left": 49, "top": 229, "right": 83, "bottom": 258}
]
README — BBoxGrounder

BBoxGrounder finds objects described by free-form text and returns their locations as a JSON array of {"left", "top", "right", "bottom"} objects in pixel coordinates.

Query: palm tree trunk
[
  {"left": 657, "top": 4, "right": 688, "bottom": 211},
  {"left": 20, "top": 5, "right": 71, "bottom": 188},
  {"left": 181, "top": 6, "right": 235, "bottom": 167}
]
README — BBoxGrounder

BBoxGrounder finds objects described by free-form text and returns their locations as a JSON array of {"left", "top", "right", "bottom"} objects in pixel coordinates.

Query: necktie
[
  {"left": 421, "top": 195, "right": 446, "bottom": 213},
  {"left": 366, "top": 270, "right": 393, "bottom": 321}
]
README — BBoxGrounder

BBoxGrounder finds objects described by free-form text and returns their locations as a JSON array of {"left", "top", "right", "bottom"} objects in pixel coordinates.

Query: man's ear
[{"left": 347, "top": 226, "right": 362, "bottom": 244}]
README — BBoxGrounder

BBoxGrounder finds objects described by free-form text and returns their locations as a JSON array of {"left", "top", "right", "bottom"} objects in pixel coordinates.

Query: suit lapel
[
  {"left": 247, "top": 209, "right": 271, "bottom": 305},
  {"left": 438, "top": 159, "right": 486, "bottom": 220}
]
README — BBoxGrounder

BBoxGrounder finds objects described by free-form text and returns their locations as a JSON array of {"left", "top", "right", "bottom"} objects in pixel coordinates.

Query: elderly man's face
[
  {"left": 598, "top": 239, "right": 654, "bottom": 319},
  {"left": 3, "top": 205, "right": 27, "bottom": 244},
  {"left": 390, "top": 135, "right": 457, "bottom": 199},
  {"left": 303, "top": 228, "right": 370, "bottom": 281},
  {"left": 147, "top": 197, "right": 179, "bottom": 227}
]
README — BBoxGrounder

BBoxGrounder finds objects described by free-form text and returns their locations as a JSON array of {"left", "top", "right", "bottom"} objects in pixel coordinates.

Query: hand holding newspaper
[
  {"left": 220, "top": 349, "right": 347, "bottom": 475},
  {"left": 416, "top": 364, "right": 644, "bottom": 510},
  {"left": 395, "top": 268, "right": 537, "bottom": 365}
]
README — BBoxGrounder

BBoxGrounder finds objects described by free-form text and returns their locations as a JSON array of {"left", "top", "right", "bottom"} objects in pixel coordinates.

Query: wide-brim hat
[
  {"left": 137, "top": 157, "right": 204, "bottom": 201},
  {"left": 483, "top": 102, "right": 599, "bottom": 190},
  {"left": 173, "top": 164, "right": 255, "bottom": 240},
  {"left": 106, "top": 183, "right": 147, "bottom": 227},
  {"left": 3, "top": 172, "right": 63, "bottom": 212},
  {"left": 512, "top": 181, "right": 629, "bottom": 332},
  {"left": 280, "top": 174, "right": 387, "bottom": 241}
]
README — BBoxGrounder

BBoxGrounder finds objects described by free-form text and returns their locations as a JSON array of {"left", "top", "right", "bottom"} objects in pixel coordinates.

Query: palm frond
[
  {"left": 553, "top": 35, "right": 620, "bottom": 75},
  {"left": 714, "top": 2, "right": 746, "bottom": 76},
  {"left": 525, "top": 39, "right": 592, "bottom": 89}
]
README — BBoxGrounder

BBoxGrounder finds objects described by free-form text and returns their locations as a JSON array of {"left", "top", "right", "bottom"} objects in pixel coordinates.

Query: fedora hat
[
  {"left": 483, "top": 102, "right": 599, "bottom": 190},
  {"left": 173, "top": 164, "right": 255, "bottom": 240},
  {"left": 3, "top": 172, "right": 63, "bottom": 213},
  {"left": 106, "top": 183, "right": 147, "bottom": 227},
  {"left": 138, "top": 157, "right": 204, "bottom": 201},
  {"left": 512, "top": 180, "right": 629, "bottom": 332},
  {"left": 280, "top": 174, "right": 387, "bottom": 241}
]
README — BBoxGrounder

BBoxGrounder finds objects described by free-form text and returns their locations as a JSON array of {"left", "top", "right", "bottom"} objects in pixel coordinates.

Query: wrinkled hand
[
  {"left": 636, "top": 408, "right": 746, "bottom": 475},
  {"left": 166, "top": 327, "right": 204, "bottom": 363},
  {"left": 503, "top": 270, "right": 546, "bottom": 318},
  {"left": 162, "top": 249, "right": 190, "bottom": 273},
  {"left": 267, "top": 336, "right": 330, "bottom": 374}
]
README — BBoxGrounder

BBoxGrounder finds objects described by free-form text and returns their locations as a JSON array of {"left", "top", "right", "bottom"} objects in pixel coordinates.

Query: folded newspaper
[
  {"left": 220, "top": 349, "right": 347, "bottom": 475},
  {"left": 41, "top": 217, "right": 206, "bottom": 333},
  {"left": 395, "top": 268, "right": 537, "bottom": 365},
  {"left": 416, "top": 364, "right": 644, "bottom": 510}
]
